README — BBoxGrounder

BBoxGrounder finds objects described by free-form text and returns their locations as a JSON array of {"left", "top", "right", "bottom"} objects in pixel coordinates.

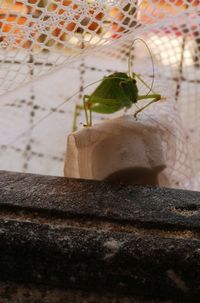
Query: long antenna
[
  {"left": 128, "top": 38, "right": 155, "bottom": 95},
  {"left": 6, "top": 74, "right": 134, "bottom": 146},
  {"left": 6, "top": 79, "right": 103, "bottom": 146}
]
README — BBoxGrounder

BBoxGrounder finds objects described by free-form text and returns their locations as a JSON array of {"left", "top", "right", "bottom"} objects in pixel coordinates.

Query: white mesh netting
[{"left": 0, "top": 0, "right": 199, "bottom": 190}]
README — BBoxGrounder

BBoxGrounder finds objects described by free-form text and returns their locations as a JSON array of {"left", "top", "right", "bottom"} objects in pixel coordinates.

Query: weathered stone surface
[
  {"left": 1, "top": 170, "right": 200, "bottom": 230},
  {"left": 0, "top": 282, "right": 172, "bottom": 303},
  {"left": 0, "top": 170, "right": 200, "bottom": 302}
]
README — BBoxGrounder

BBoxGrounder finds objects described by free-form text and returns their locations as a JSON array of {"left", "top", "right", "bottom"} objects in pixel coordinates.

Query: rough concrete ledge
[{"left": 0, "top": 170, "right": 200, "bottom": 302}]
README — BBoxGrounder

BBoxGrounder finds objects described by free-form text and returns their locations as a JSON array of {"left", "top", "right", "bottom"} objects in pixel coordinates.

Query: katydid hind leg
[
  {"left": 83, "top": 95, "right": 90, "bottom": 126},
  {"left": 73, "top": 104, "right": 84, "bottom": 132},
  {"left": 83, "top": 95, "right": 93, "bottom": 127}
]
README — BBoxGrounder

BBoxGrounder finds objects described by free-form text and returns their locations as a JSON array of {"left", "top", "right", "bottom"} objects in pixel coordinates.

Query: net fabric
[
  {"left": 0, "top": 0, "right": 199, "bottom": 190},
  {"left": 0, "top": 0, "right": 199, "bottom": 92}
]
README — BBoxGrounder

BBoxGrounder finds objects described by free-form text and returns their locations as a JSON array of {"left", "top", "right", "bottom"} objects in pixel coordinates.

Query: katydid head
[
  {"left": 126, "top": 78, "right": 139, "bottom": 104},
  {"left": 106, "top": 72, "right": 139, "bottom": 104}
]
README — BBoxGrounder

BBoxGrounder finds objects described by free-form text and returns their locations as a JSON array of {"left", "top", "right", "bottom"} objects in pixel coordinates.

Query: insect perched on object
[
  {"left": 73, "top": 38, "right": 162, "bottom": 131},
  {"left": 8, "top": 39, "right": 162, "bottom": 145}
]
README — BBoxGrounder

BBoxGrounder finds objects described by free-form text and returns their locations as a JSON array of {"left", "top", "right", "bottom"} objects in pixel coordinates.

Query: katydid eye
[
  {"left": 132, "top": 79, "right": 136, "bottom": 84},
  {"left": 119, "top": 81, "right": 126, "bottom": 88}
]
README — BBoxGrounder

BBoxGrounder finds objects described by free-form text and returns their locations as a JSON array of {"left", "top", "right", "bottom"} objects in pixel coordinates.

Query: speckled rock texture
[
  {"left": 0, "top": 170, "right": 200, "bottom": 302},
  {"left": 0, "top": 282, "right": 173, "bottom": 303}
]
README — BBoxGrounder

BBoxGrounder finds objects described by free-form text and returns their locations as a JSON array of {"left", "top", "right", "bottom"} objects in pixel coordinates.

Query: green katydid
[
  {"left": 8, "top": 39, "right": 162, "bottom": 145},
  {"left": 73, "top": 38, "right": 162, "bottom": 131}
]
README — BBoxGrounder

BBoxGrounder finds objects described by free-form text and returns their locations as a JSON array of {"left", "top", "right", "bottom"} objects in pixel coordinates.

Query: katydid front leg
[
  {"left": 134, "top": 94, "right": 161, "bottom": 118},
  {"left": 133, "top": 73, "right": 157, "bottom": 95}
]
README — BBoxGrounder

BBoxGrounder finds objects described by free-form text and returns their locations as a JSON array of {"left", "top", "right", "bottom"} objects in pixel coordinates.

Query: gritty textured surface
[
  {"left": 0, "top": 282, "right": 173, "bottom": 303},
  {"left": 0, "top": 171, "right": 200, "bottom": 302},
  {"left": 1, "top": 170, "right": 200, "bottom": 230}
]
